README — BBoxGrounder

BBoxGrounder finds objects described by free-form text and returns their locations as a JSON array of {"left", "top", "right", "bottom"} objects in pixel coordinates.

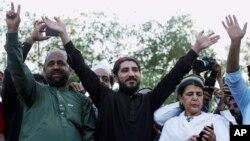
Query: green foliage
[
  {"left": 162, "top": 93, "right": 177, "bottom": 105},
  {"left": 133, "top": 15, "right": 195, "bottom": 88},
  {"left": 0, "top": 3, "right": 222, "bottom": 104},
  {"left": 0, "top": 1, "right": 8, "bottom": 70}
]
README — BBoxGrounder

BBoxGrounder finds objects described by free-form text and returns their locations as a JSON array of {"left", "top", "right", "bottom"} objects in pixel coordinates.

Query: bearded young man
[{"left": 42, "top": 11, "right": 220, "bottom": 141}]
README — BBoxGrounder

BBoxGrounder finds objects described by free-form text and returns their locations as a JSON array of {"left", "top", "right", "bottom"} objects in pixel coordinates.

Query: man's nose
[
  {"left": 128, "top": 69, "right": 136, "bottom": 76},
  {"left": 99, "top": 77, "right": 104, "bottom": 83},
  {"left": 52, "top": 63, "right": 60, "bottom": 69}
]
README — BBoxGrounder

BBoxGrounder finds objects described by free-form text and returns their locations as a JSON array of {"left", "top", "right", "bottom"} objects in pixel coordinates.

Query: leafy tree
[
  {"left": 0, "top": 2, "right": 218, "bottom": 104},
  {"left": 130, "top": 15, "right": 193, "bottom": 104},
  {"left": 133, "top": 15, "right": 195, "bottom": 89},
  {"left": 0, "top": 0, "right": 7, "bottom": 70}
]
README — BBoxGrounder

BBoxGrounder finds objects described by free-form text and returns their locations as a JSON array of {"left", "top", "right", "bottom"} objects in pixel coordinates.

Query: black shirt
[{"left": 65, "top": 41, "right": 198, "bottom": 141}]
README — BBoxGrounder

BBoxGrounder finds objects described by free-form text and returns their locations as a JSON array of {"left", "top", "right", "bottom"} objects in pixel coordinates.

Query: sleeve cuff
[
  {"left": 64, "top": 41, "right": 74, "bottom": 53},
  {"left": 6, "top": 32, "right": 19, "bottom": 44},
  {"left": 225, "top": 68, "right": 241, "bottom": 83},
  {"left": 187, "top": 49, "right": 198, "bottom": 61}
]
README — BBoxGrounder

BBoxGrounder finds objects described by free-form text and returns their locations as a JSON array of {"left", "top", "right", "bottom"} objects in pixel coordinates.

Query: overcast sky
[{"left": 2, "top": 0, "right": 250, "bottom": 61}]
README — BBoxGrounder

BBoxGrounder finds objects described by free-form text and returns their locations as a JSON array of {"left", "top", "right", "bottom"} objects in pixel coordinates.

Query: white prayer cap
[{"left": 91, "top": 64, "right": 112, "bottom": 76}]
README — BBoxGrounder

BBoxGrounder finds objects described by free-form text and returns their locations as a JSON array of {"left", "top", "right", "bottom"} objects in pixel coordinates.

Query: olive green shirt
[{"left": 5, "top": 33, "right": 96, "bottom": 141}]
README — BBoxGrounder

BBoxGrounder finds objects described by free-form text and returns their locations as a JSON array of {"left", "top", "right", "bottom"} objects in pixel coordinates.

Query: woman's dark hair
[{"left": 176, "top": 74, "right": 204, "bottom": 96}]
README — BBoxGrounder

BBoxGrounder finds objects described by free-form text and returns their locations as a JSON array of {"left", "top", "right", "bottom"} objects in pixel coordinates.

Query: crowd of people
[{"left": 0, "top": 2, "right": 249, "bottom": 141}]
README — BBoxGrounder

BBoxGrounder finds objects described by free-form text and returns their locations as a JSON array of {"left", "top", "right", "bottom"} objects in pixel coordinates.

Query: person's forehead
[
  {"left": 184, "top": 85, "right": 203, "bottom": 92},
  {"left": 119, "top": 61, "right": 138, "bottom": 69},
  {"left": 46, "top": 51, "right": 67, "bottom": 62},
  {"left": 94, "top": 69, "right": 110, "bottom": 77}
]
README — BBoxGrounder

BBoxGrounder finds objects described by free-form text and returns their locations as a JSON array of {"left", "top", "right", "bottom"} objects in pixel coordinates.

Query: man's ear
[
  {"left": 69, "top": 67, "right": 74, "bottom": 74},
  {"left": 42, "top": 67, "right": 47, "bottom": 80}
]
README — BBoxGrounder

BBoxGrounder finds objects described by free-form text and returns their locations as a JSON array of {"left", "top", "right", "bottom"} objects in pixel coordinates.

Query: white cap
[{"left": 91, "top": 64, "right": 112, "bottom": 76}]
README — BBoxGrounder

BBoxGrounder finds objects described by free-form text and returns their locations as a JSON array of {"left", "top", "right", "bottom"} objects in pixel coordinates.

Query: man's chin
[
  {"left": 52, "top": 75, "right": 63, "bottom": 80},
  {"left": 52, "top": 79, "right": 62, "bottom": 83},
  {"left": 119, "top": 84, "right": 139, "bottom": 94},
  {"left": 50, "top": 78, "right": 64, "bottom": 85},
  {"left": 126, "top": 82, "right": 138, "bottom": 87},
  {"left": 50, "top": 81, "right": 65, "bottom": 87},
  {"left": 127, "top": 84, "right": 137, "bottom": 88}
]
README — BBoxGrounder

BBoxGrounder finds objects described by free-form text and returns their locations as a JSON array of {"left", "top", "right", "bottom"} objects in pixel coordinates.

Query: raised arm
[
  {"left": 23, "top": 20, "right": 49, "bottom": 59},
  {"left": 2, "top": 21, "right": 49, "bottom": 107},
  {"left": 4, "top": 3, "right": 36, "bottom": 107},
  {"left": 42, "top": 16, "right": 108, "bottom": 107},
  {"left": 42, "top": 16, "right": 70, "bottom": 45},
  {"left": 222, "top": 15, "right": 247, "bottom": 72},
  {"left": 223, "top": 15, "right": 249, "bottom": 124},
  {"left": 192, "top": 30, "right": 220, "bottom": 54},
  {"left": 151, "top": 30, "right": 220, "bottom": 110}
]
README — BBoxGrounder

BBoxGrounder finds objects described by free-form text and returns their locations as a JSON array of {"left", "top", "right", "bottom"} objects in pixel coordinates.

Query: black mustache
[
  {"left": 126, "top": 77, "right": 137, "bottom": 82},
  {"left": 51, "top": 70, "right": 63, "bottom": 75},
  {"left": 230, "top": 109, "right": 237, "bottom": 115}
]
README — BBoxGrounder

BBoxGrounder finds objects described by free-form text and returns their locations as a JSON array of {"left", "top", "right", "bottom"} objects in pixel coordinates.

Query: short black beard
[
  {"left": 118, "top": 80, "right": 140, "bottom": 95},
  {"left": 230, "top": 109, "right": 243, "bottom": 125},
  {"left": 236, "top": 116, "right": 243, "bottom": 125},
  {"left": 46, "top": 74, "right": 69, "bottom": 88}
]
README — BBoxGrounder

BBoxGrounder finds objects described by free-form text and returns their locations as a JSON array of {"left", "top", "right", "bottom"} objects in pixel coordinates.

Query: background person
[
  {"left": 223, "top": 15, "right": 249, "bottom": 124},
  {"left": 159, "top": 75, "right": 229, "bottom": 141}
]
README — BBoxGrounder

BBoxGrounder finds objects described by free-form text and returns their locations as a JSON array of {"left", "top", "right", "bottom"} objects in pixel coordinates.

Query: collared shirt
[
  {"left": 225, "top": 69, "right": 250, "bottom": 124},
  {"left": 5, "top": 33, "right": 96, "bottom": 141}
]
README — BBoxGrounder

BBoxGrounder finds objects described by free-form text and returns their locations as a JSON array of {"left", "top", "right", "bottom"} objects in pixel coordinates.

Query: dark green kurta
[{"left": 5, "top": 33, "right": 96, "bottom": 141}]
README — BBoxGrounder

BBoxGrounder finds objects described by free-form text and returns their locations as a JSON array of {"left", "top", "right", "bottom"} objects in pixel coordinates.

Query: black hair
[
  {"left": 113, "top": 57, "right": 140, "bottom": 76},
  {"left": 176, "top": 74, "right": 204, "bottom": 110},
  {"left": 110, "top": 75, "right": 114, "bottom": 86},
  {"left": 176, "top": 74, "right": 204, "bottom": 96}
]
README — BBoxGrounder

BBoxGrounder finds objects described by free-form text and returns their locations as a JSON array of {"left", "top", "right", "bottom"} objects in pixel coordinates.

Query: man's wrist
[
  {"left": 192, "top": 43, "right": 202, "bottom": 54},
  {"left": 25, "top": 36, "right": 35, "bottom": 45},
  {"left": 60, "top": 32, "right": 70, "bottom": 45},
  {"left": 7, "top": 29, "right": 18, "bottom": 33}
]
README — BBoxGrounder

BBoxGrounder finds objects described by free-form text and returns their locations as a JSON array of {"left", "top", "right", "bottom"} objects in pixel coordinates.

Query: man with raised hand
[
  {"left": 43, "top": 14, "right": 220, "bottom": 141},
  {"left": 223, "top": 15, "right": 249, "bottom": 124},
  {"left": 5, "top": 3, "right": 96, "bottom": 141},
  {"left": 1, "top": 20, "right": 49, "bottom": 141}
]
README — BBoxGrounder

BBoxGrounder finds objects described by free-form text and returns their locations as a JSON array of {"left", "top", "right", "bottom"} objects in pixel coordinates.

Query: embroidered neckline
[
  {"left": 184, "top": 112, "right": 201, "bottom": 122},
  {"left": 186, "top": 116, "right": 193, "bottom": 122}
]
